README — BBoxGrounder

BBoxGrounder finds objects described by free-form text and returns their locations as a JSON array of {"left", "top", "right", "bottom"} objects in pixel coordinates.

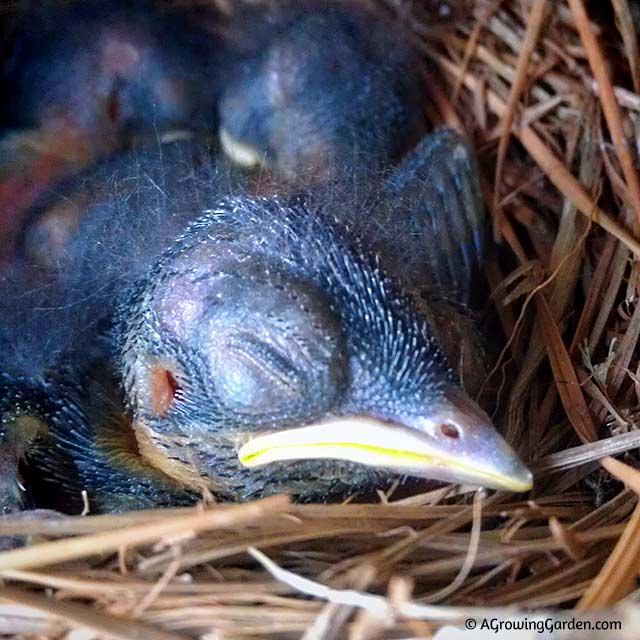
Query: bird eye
[
  {"left": 439, "top": 422, "right": 462, "bottom": 440},
  {"left": 148, "top": 365, "right": 179, "bottom": 416}
]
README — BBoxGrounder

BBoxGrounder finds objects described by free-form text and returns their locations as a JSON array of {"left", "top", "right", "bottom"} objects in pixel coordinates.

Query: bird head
[
  {"left": 117, "top": 195, "right": 532, "bottom": 499},
  {"left": 218, "top": 2, "right": 425, "bottom": 182},
  {"left": 3, "top": 1, "right": 221, "bottom": 143}
]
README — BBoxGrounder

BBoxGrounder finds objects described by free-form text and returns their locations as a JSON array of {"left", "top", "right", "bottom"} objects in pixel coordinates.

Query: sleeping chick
[
  {"left": 2, "top": 0, "right": 222, "bottom": 141},
  {"left": 218, "top": 0, "right": 426, "bottom": 182},
  {"left": 0, "top": 129, "right": 531, "bottom": 513},
  {"left": 0, "top": 0, "right": 224, "bottom": 260}
]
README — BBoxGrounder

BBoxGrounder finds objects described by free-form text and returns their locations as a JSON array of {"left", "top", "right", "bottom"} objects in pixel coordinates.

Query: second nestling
[{"left": 218, "top": 0, "right": 427, "bottom": 182}]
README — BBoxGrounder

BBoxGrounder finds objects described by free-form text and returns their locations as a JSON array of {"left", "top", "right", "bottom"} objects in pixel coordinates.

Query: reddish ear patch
[
  {"left": 105, "top": 88, "right": 121, "bottom": 124},
  {"left": 149, "top": 366, "right": 179, "bottom": 416}
]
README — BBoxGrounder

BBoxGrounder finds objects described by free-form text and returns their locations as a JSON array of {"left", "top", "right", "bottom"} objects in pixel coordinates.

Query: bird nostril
[
  {"left": 149, "top": 366, "right": 179, "bottom": 416},
  {"left": 440, "top": 423, "right": 461, "bottom": 439}
]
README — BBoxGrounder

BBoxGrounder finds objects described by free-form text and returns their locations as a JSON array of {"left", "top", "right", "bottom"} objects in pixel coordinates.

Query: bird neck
[{"left": 134, "top": 416, "right": 219, "bottom": 495}]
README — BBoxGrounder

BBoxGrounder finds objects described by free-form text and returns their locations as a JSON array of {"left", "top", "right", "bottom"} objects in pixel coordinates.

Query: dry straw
[{"left": 3, "top": 0, "right": 640, "bottom": 637}]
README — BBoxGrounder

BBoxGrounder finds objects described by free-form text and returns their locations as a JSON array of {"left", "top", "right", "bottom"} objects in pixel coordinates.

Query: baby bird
[
  {"left": 218, "top": 0, "right": 426, "bottom": 182},
  {"left": 0, "top": 0, "right": 224, "bottom": 260},
  {"left": 2, "top": 0, "right": 221, "bottom": 141},
  {"left": 0, "top": 130, "right": 532, "bottom": 512}
]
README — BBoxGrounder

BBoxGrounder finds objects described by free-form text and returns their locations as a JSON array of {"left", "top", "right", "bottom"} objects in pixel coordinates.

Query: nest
[{"left": 2, "top": 0, "right": 640, "bottom": 637}]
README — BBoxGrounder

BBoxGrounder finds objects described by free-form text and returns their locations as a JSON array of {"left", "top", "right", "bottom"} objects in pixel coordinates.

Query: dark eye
[{"left": 148, "top": 365, "right": 179, "bottom": 416}]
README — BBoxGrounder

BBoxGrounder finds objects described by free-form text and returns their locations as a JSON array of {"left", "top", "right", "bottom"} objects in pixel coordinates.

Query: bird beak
[
  {"left": 238, "top": 387, "right": 533, "bottom": 492},
  {"left": 219, "top": 127, "right": 265, "bottom": 169}
]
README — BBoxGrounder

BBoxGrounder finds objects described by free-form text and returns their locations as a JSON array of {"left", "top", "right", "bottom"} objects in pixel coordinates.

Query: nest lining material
[{"left": 3, "top": 0, "right": 640, "bottom": 637}]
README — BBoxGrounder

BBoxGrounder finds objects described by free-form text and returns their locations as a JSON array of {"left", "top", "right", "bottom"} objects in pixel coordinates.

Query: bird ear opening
[
  {"left": 148, "top": 366, "right": 179, "bottom": 416},
  {"left": 105, "top": 87, "right": 121, "bottom": 125}
]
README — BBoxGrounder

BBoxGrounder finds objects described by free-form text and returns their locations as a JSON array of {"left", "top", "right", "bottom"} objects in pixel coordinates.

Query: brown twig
[{"left": 568, "top": 0, "right": 640, "bottom": 229}]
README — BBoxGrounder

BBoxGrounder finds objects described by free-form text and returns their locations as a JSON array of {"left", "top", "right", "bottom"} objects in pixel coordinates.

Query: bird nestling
[
  {"left": 218, "top": 0, "right": 427, "bottom": 182},
  {"left": 0, "top": 0, "right": 225, "bottom": 261},
  {"left": 0, "top": 0, "right": 425, "bottom": 263},
  {"left": 0, "top": 129, "right": 532, "bottom": 513},
  {"left": 1, "top": 0, "right": 223, "bottom": 144}
]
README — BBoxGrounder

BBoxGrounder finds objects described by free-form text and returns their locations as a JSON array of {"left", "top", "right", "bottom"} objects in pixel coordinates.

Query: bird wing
[{"left": 381, "top": 127, "right": 486, "bottom": 307}]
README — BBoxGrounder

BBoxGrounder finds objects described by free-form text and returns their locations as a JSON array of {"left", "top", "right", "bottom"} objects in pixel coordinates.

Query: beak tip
[{"left": 498, "top": 463, "right": 534, "bottom": 493}]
